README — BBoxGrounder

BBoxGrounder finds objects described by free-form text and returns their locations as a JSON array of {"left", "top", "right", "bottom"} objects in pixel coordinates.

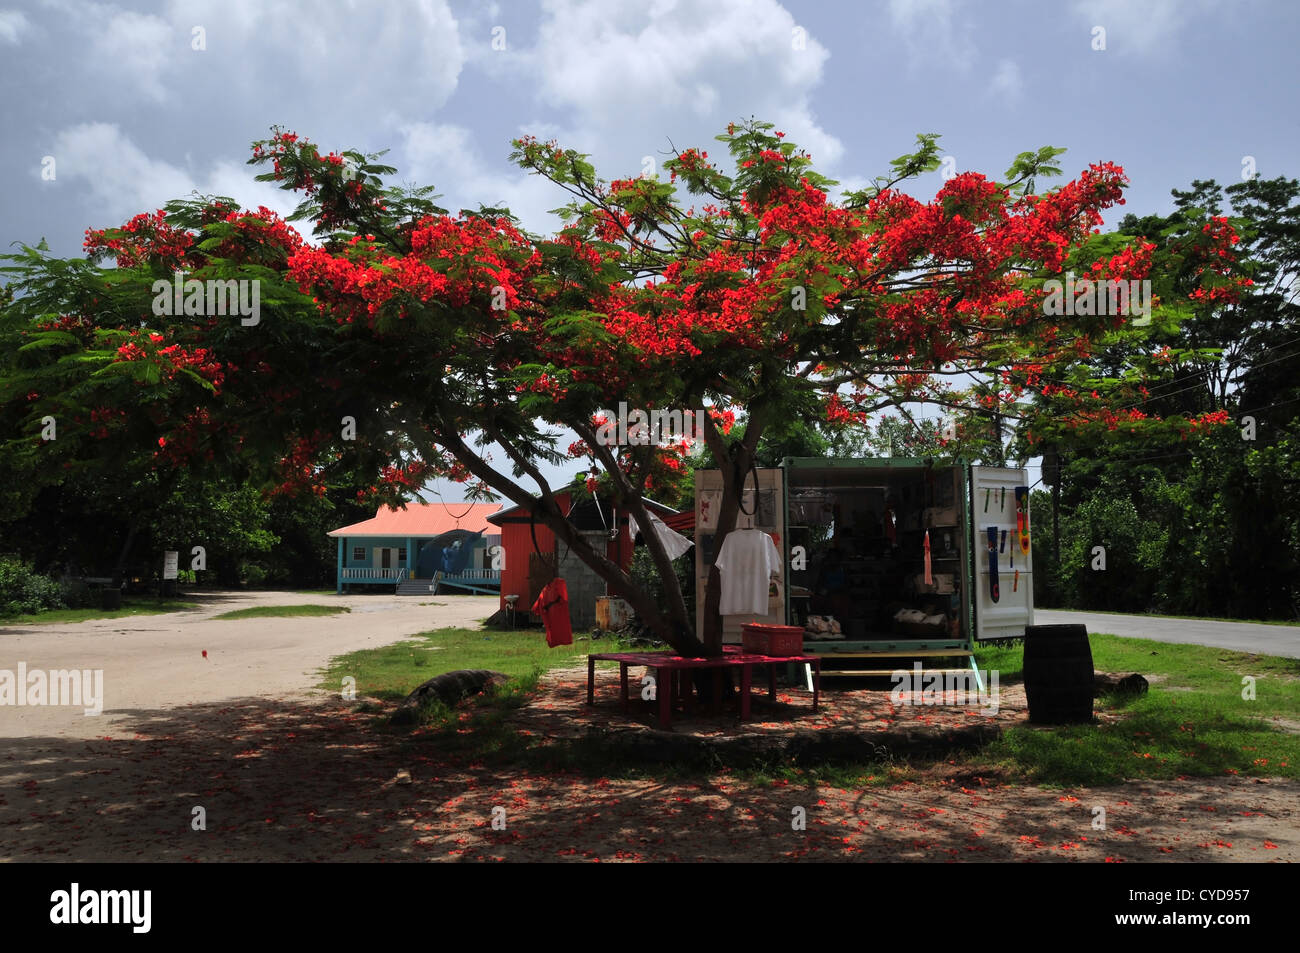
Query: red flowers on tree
[{"left": 0, "top": 120, "right": 1246, "bottom": 655}]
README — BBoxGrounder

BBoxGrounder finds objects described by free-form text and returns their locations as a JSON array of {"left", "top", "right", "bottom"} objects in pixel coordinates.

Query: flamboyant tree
[{"left": 0, "top": 120, "right": 1243, "bottom": 655}]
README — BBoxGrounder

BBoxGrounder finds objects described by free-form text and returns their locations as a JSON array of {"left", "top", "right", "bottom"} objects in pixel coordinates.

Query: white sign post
[{"left": 163, "top": 551, "right": 179, "bottom": 581}]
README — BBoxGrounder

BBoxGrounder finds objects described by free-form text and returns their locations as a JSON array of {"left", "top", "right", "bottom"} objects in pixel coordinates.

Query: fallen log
[
  {"left": 1094, "top": 672, "right": 1149, "bottom": 697},
  {"left": 390, "top": 669, "right": 510, "bottom": 725}
]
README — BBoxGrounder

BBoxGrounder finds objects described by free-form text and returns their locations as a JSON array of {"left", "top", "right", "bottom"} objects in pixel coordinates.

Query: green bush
[
  {"left": 237, "top": 561, "right": 268, "bottom": 587},
  {"left": 0, "top": 557, "right": 68, "bottom": 616},
  {"left": 627, "top": 544, "right": 695, "bottom": 629},
  {"left": 57, "top": 577, "right": 95, "bottom": 609}
]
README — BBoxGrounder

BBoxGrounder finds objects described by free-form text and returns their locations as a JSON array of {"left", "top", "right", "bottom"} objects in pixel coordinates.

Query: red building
[{"left": 488, "top": 491, "right": 679, "bottom": 628}]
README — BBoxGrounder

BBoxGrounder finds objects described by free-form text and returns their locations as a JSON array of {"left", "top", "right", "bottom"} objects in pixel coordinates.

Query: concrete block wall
[{"left": 556, "top": 530, "right": 610, "bottom": 629}]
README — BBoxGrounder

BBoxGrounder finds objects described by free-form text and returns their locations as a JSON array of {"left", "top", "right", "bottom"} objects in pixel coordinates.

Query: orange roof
[{"left": 327, "top": 502, "right": 503, "bottom": 538}]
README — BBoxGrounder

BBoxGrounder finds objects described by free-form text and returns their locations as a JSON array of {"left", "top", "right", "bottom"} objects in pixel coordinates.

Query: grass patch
[
  {"left": 213, "top": 604, "right": 351, "bottom": 620},
  {"left": 0, "top": 598, "right": 199, "bottom": 625},
  {"left": 964, "top": 632, "right": 1300, "bottom": 785},
  {"left": 319, "top": 624, "right": 593, "bottom": 703},
  {"left": 320, "top": 623, "right": 1300, "bottom": 787},
  {"left": 318, "top": 625, "right": 647, "bottom": 768}
]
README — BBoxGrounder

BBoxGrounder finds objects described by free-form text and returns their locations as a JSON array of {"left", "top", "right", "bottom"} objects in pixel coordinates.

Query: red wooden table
[{"left": 586, "top": 650, "right": 821, "bottom": 729}]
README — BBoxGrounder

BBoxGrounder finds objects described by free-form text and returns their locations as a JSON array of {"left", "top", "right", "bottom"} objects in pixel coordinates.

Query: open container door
[
  {"left": 969, "top": 466, "right": 1034, "bottom": 641},
  {"left": 694, "top": 466, "right": 786, "bottom": 644}
]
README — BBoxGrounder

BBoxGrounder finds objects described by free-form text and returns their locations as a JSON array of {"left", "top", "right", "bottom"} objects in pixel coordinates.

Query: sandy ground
[
  {"left": 0, "top": 590, "right": 497, "bottom": 740},
  {"left": 1, "top": 592, "right": 1296, "bottom": 862}
]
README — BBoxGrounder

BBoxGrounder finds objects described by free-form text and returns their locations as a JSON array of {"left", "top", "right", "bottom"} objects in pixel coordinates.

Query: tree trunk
[
  {"left": 698, "top": 408, "right": 765, "bottom": 656},
  {"left": 435, "top": 406, "right": 773, "bottom": 659},
  {"left": 110, "top": 519, "right": 139, "bottom": 589},
  {"left": 435, "top": 424, "right": 707, "bottom": 656}
]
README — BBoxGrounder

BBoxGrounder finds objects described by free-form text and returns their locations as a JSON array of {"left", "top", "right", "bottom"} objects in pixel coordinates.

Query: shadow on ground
[{"left": 2, "top": 687, "right": 1296, "bottom": 862}]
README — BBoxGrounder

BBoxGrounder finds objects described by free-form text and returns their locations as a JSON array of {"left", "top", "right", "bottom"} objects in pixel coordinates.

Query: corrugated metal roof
[
  {"left": 662, "top": 509, "right": 694, "bottom": 533},
  {"left": 327, "top": 502, "right": 503, "bottom": 538}
]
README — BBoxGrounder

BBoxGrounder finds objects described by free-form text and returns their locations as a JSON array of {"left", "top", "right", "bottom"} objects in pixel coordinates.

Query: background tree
[{"left": 1019, "top": 176, "right": 1297, "bottom": 618}]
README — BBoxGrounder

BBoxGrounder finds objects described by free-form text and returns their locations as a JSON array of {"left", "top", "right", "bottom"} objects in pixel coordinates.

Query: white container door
[
  {"left": 970, "top": 466, "right": 1034, "bottom": 641},
  {"left": 695, "top": 467, "right": 787, "bottom": 643}
]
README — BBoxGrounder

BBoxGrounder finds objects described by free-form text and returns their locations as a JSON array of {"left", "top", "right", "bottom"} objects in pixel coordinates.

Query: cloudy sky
[{"left": 2, "top": 0, "right": 1297, "bottom": 499}]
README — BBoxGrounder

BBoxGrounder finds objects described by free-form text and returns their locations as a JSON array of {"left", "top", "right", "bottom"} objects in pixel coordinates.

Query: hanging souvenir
[
  {"left": 923, "top": 530, "right": 933, "bottom": 586},
  {"left": 697, "top": 489, "right": 721, "bottom": 530},
  {"left": 987, "top": 526, "right": 1000, "bottom": 603},
  {"left": 1015, "top": 485, "right": 1031, "bottom": 555}
]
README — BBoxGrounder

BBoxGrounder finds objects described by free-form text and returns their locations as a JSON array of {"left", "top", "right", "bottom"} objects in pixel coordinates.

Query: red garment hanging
[{"left": 531, "top": 578, "right": 573, "bottom": 647}]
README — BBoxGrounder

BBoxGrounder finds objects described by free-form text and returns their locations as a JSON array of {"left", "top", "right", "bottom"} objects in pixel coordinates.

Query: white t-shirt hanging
[{"left": 714, "top": 529, "right": 782, "bottom": 616}]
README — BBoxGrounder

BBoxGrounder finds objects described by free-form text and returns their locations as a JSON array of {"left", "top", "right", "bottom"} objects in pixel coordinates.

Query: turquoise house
[{"left": 327, "top": 503, "right": 503, "bottom": 594}]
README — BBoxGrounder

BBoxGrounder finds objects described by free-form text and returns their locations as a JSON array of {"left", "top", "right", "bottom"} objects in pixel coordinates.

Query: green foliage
[
  {"left": 237, "top": 562, "right": 269, "bottom": 587},
  {"left": 0, "top": 557, "right": 67, "bottom": 616},
  {"left": 1055, "top": 493, "right": 1161, "bottom": 611},
  {"left": 859, "top": 414, "right": 953, "bottom": 461},
  {"left": 627, "top": 543, "right": 694, "bottom": 632},
  {"left": 1024, "top": 175, "right": 1300, "bottom": 621},
  {"left": 57, "top": 577, "right": 95, "bottom": 609},
  {"left": 1, "top": 597, "right": 198, "bottom": 625}
]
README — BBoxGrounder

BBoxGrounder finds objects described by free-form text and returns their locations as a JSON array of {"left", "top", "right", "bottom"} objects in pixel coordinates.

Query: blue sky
[{"left": 2, "top": 0, "right": 1297, "bottom": 500}]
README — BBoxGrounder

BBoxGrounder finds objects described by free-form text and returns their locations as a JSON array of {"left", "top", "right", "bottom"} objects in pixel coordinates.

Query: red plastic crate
[{"left": 742, "top": 624, "right": 804, "bottom": 656}]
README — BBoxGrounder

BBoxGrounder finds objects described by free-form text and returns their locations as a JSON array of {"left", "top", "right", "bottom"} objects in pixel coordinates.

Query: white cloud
[
  {"left": 494, "top": 0, "right": 843, "bottom": 184},
  {"left": 93, "top": 10, "right": 173, "bottom": 101},
  {"left": 0, "top": 8, "right": 30, "bottom": 44},
  {"left": 41, "top": 0, "right": 465, "bottom": 114},
  {"left": 888, "top": 0, "right": 976, "bottom": 72},
  {"left": 49, "top": 122, "right": 299, "bottom": 226},
  {"left": 172, "top": 0, "right": 465, "bottom": 113},
  {"left": 530, "top": 0, "right": 824, "bottom": 120},
  {"left": 399, "top": 120, "right": 567, "bottom": 235},
  {"left": 988, "top": 58, "right": 1023, "bottom": 102},
  {"left": 1072, "top": 0, "right": 1213, "bottom": 54}
]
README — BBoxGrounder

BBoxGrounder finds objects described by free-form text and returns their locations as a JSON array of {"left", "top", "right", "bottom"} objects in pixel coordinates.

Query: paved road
[
  {"left": 0, "top": 590, "right": 499, "bottom": 739},
  {"left": 1034, "top": 609, "right": 1300, "bottom": 660}
]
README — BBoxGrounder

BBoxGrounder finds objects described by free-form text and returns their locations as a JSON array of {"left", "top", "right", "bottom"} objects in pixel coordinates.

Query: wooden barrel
[{"left": 1023, "top": 624, "right": 1094, "bottom": 724}]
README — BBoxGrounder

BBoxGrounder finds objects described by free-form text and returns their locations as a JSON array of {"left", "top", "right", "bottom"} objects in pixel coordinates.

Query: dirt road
[{"left": 0, "top": 590, "right": 497, "bottom": 740}]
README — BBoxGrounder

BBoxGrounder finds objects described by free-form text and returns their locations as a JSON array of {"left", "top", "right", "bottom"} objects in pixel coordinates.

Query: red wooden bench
[{"left": 586, "top": 650, "right": 821, "bottom": 729}]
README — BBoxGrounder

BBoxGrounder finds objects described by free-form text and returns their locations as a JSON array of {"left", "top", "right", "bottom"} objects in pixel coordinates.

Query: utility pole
[{"left": 1042, "top": 446, "right": 1061, "bottom": 605}]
